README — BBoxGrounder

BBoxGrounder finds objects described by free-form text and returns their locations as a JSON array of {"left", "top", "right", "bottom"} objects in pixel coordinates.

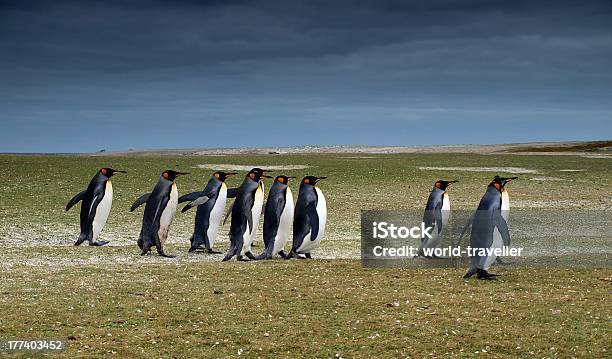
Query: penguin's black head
[
  {"left": 434, "top": 180, "right": 458, "bottom": 191},
  {"left": 162, "top": 170, "right": 189, "bottom": 181},
  {"left": 490, "top": 176, "right": 518, "bottom": 191},
  {"left": 301, "top": 176, "right": 327, "bottom": 186},
  {"left": 247, "top": 168, "right": 273, "bottom": 182},
  {"left": 100, "top": 168, "right": 126, "bottom": 178},
  {"left": 275, "top": 175, "right": 296, "bottom": 185},
  {"left": 213, "top": 171, "right": 237, "bottom": 182}
]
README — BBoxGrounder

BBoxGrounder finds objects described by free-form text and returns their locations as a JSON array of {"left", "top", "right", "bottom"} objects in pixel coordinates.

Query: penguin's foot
[
  {"left": 477, "top": 269, "right": 499, "bottom": 280},
  {"left": 463, "top": 269, "right": 476, "bottom": 279},
  {"left": 278, "top": 250, "right": 288, "bottom": 259},
  {"left": 158, "top": 252, "right": 175, "bottom": 258},
  {"left": 91, "top": 240, "right": 109, "bottom": 247},
  {"left": 244, "top": 251, "right": 257, "bottom": 260},
  {"left": 207, "top": 248, "right": 223, "bottom": 254},
  {"left": 305, "top": 253, "right": 312, "bottom": 259},
  {"left": 295, "top": 254, "right": 308, "bottom": 259},
  {"left": 237, "top": 255, "right": 250, "bottom": 262}
]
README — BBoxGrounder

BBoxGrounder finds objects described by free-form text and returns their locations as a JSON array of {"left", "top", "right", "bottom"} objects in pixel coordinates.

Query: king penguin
[
  {"left": 286, "top": 176, "right": 327, "bottom": 259},
  {"left": 463, "top": 176, "right": 517, "bottom": 279},
  {"left": 418, "top": 179, "right": 458, "bottom": 257},
  {"left": 180, "top": 171, "right": 237, "bottom": 253},
  {"left": 222, "top": 168, "right": 272, "bottom": 261},
  {"left": 66, "top": 167, "right": 126, "bottom": 246},
  {"left": 255, "top": 175, "right": 296, "bottom": 260},
  {"left": 130, "top": 170, "right": 189, "bottom": 258}
]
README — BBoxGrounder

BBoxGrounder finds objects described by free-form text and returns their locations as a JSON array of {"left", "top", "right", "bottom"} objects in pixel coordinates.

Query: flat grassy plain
[{"left": 0, "top": 152, "right": 610, "bottom": 357}]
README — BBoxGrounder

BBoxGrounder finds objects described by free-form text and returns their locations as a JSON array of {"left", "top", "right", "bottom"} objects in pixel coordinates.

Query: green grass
[
  {"left": 0, "top": 259, "right": 609, "bottom": 357},
  {"left": 0, "top": 152, "right": 610, "bottom": 357}
]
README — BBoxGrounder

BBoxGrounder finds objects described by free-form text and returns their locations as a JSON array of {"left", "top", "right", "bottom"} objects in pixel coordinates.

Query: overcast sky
[{"left": 1, "top": 0, "right": 611, "bottom": 152}]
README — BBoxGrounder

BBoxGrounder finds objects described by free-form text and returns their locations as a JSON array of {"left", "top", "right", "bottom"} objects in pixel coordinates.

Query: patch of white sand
[
  {"left": 194, "top": 164, "right": 310, "bottom": 171},
  {"left": 530, "top": 176, "right": 565, "bottom": 181},
  {"left": 559, "top": 169, "right": 585, "bottom": 172},
  {"left": 582, "top": 155, "right": 612, "bottom": 159},
  {"left": 418, "top": 166, "right": 537, "bottom": 174}
]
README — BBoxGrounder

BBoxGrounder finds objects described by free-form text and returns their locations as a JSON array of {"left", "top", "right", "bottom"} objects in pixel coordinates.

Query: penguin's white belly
[
  {"left": 297, "top": 188, "right": 327, "bottom": 253},
  {"left": 92, "top": 181, "right": 113, "bottom": 241},
  {"left": 158, "top": 183, "right": 178, "bottom": 245},
  {"left": 207, "top": 184, "right": 227, "bottom": 248},
  {"left": 243, "top": 184, "right": 264, "bottom": 254},
  {"left": 441, "top": 192, "right": 451, "bottom": 228},
  {"left": 501, "top": 190, "right": 510, "bottom": 221},
  {"left": 273, "top": 188, "right": 294, "bottom": 255}
]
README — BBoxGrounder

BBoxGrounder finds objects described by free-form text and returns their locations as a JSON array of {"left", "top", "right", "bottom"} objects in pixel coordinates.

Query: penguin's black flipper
[
  {"left": 181, "top": 195, "right": 210, "bottom": 213},
  {"left": 178, "top": 191, "right": 200, "bottom": 204},
  {"left": 226, "top": 188, "right": 239, "bottom": 198},
  {"left": 494, "top": 212, "right": 511, "bottom": 246},
  {"left": 130, "top": 193, "right": 151, "bottom": 212},
  {"left": 223, "top": 201, "right": 234, "bottom": 225},
  {"left": 307, "top": 203, "right": 320, "bottom": 241},
  {"left": 66, "top": 190, "right": 86, "bottom": 211},
  {"left": 434, "top": 206, "right": 443, "bottom": 234},
  {"left": 244, "top": 205, "right": 254, "bottom": 234}
]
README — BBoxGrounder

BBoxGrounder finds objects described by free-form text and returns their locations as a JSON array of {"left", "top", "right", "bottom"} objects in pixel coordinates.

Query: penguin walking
[
  {"left": 66, "top": 167, "right": 126, "bottom": 246},
  {"left": 222, "top": 169, "right": 272, "bottom": 261},
  {"left": 463, "top": 176, "right": 517, "bottom": 279},
  {"left": 286, "top": 176, "right": 327, "bottom": 259},
  {"left": 418, "top": 180, "right": 458, "bottom": 257},
  {"left": 180, "top": 171, "right": 237, "bottom": 253},
  {"left": 130, "top": 170, "right": 189, "bottom": 258},
  {"left": 255, "top": 175, "right": 295, "bottom": 260}
]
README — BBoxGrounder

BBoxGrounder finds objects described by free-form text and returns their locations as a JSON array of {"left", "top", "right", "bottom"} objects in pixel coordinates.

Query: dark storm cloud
[{"left": 1, "top": 0, "right": 611, "bottom": 152}]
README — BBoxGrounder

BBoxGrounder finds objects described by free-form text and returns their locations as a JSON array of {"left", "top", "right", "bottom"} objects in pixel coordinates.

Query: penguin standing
[
  {"left": 180, "top": 171, "right": 237, "bottom": 253},
  {"left": 287, "top": 176, "right": 327, "bottom": 259},
  {"left": 463, "top": 176, "right": 517, "bottom": 279},
  {"left": 222, "top": 169, "right": 272, "bottom": 261},
  {"left": 418, "top": 180, "right": 458, "bottom": 257},
  {"left": 66, "top": 167, "right": 126, "bottom": 246},
  {"left": 130, "top": 170, "right": 189, "bottom": 258},
  {"left": 256, "top": 175, "right": 295, "bottom": 260}
]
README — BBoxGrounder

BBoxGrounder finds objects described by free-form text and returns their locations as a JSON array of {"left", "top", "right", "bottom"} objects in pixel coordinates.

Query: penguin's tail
[
  {"left": 222, "top": 241, "right": 241, "bottom": 262},
  {"left": 74, "top": 233, "right": 88, "bottom": 246}
]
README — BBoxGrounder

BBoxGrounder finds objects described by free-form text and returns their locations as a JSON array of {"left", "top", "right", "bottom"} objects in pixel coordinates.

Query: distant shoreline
[{"left": 2, "top": 140, "right": 611, "bottom": 156}]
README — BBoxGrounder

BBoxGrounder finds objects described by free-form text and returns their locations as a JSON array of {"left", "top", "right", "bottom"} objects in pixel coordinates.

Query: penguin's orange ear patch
[
  {"left": 494, "top": 183, "right": 501, "bottom": 191},
  {"left": 278, "top": 177, "right": 285, "bottom": 184},
  {"left": 214, "top": 172, "right": 220, "bottom": 179},
  {"left": 304, "top": 178, "right": 310, "bottom": 184},
  {"left": 101, "top": 168, "right": 107, "bottom": 175},
  {"left": 249, "top": 172, "right": 255, "bottom": 180},
  {"left": 435, "top": 182, "right": 441, "bottom": 189},
  {"left": 163, "top": 172, "right": 169, "bottom": 179}
]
